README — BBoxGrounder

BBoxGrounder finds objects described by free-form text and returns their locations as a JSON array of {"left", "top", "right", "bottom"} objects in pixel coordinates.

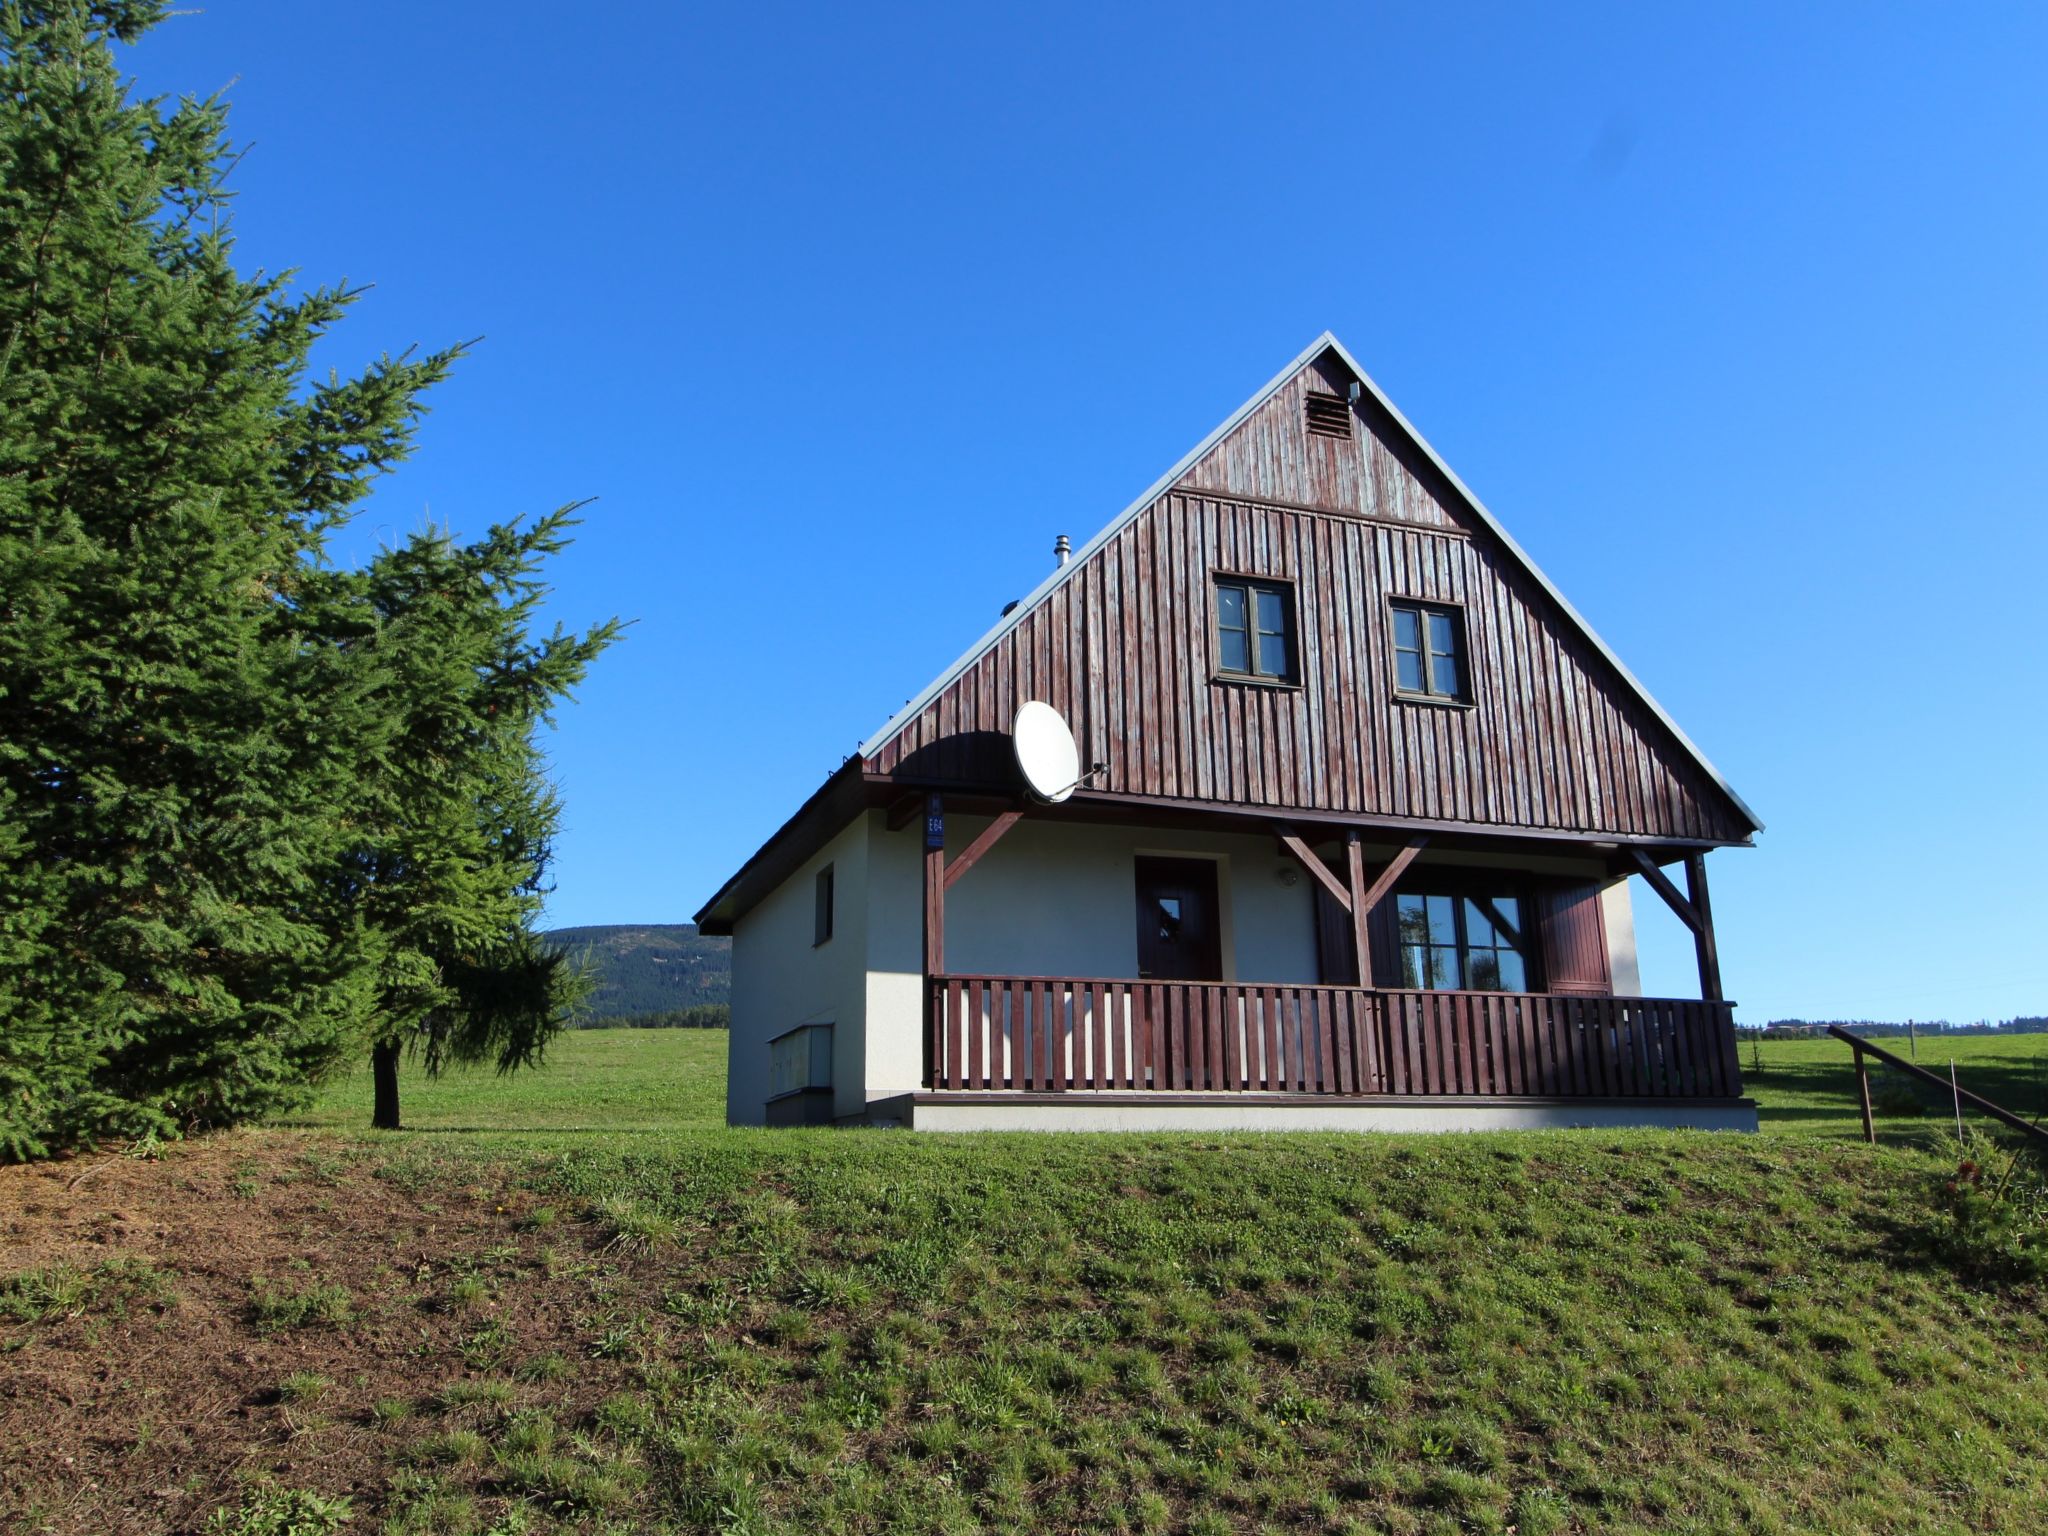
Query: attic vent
[{"left": 1304, "top": 392, "right": 1353, "bottom": 439}]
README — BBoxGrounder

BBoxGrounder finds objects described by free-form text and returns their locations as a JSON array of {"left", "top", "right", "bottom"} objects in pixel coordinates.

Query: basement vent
[{"left": 1304, "top": 392, "right": 1353, "bottom": 439}]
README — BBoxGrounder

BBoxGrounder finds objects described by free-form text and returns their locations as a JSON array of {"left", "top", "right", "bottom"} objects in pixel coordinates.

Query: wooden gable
[{"left": 864, "top": 346, "right": 1755, "bottom": 846}]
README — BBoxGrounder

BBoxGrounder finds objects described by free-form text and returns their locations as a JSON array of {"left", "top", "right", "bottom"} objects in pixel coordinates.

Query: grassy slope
[{"left": 6, "top": 1033, "right": 2045, "bottom": 1535}]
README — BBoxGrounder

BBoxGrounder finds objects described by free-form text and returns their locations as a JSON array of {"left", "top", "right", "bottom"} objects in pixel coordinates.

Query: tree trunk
[{"left": 372, "top": 1040, "right": 401, "bottom": 1130}]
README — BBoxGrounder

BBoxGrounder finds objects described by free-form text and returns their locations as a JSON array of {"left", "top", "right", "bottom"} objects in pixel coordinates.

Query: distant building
[{"left": 697, "top": 336, "right": 1760, "bottom": 1131}]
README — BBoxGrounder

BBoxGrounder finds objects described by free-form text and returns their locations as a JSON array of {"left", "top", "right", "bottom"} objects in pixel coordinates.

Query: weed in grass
[
  {"left": 1, "top": 1257, "right": 176, "bottom": 1325},
  {"left": 437, "top": 1378, "right": 515, "bottom": 1414},
  {"left": 515, "top": 1351, "right": 569, "bottom": 1384},
  {"left": 201, "top": 1483, "right": 353, "bottom": 1535},
  {"left": 589, "top": 1319, "right": 639, "bottom": 1360},
  {"left": 248, "top": 1278, "right": 354, "bottom": 1332},
  {"left": 445, "top": 1274, "right": 490, "bottom": 1312},
  {"left": 277, "top": 1371, "right": 330, "bottom": 1405},
  {"left": 459, "top": 1318, "right": 516, "bottom": 1371},
  {"left": 370, "top": 1396, "right": 412, "bottom": 1426},
  {"left": 518, "top": 1205, "right": 558, "bottom": 1232},
  {"left": 412, "top": 1428, "right": 488, "bottom": 1467},
  {"left": 593, "top": 1194, "right": 677, "bottom": 1253}
]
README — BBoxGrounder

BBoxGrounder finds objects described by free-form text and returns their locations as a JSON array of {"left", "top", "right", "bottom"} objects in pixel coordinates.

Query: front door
[{"left": 1134, "top": 857, "right": 1223, "bottom": 981}]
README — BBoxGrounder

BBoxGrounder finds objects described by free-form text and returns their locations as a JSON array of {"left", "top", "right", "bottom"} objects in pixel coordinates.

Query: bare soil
[{"left": 0, "top": 1134, "right": 629, "bottom": 1535}]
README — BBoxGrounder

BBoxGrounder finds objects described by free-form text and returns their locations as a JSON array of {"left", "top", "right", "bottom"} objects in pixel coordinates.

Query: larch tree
[{"left": 0, "top": 0, "right": 616, "bottom": 1156}]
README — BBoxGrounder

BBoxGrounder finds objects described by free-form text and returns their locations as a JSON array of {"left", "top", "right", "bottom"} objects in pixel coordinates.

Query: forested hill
[{"left": 545, "top": 925, "right": 731, "bottom": 1017}]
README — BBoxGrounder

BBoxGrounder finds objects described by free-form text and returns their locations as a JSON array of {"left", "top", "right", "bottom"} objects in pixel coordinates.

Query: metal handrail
[{"left": 1828, "top": 1025, "right": 2048, "bottom": 1147}]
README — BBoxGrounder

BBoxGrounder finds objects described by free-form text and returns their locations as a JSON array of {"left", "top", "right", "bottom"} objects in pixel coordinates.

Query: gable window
[
  {"left": 1389, "top": 599, "right": 1466, "bottom": 702},
  {"left": 1395, "top": 891, "right": 1529, "bottom": 992},
  {"left": 1214, "top": 577, "right": 1296, "bottom": 684},
  {"left": 813, "top": 865, "right": 834, "bottom": 947}
]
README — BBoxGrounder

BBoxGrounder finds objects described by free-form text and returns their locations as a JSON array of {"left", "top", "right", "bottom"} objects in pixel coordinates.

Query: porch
[{"left": 905, "top": 789, "right": 1752, "bottom": 1128}]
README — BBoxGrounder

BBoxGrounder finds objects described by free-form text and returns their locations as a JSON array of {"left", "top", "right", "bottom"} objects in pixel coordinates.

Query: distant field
[
  {"left": 288, "top": 1025, "right": 2048, "bottom": 1149},
  {"left": 285, "top": 1028, "right": 729, "bottom": 1138},
  {"left": 1747, "top": 1031, "right": 2048, "bottom": 1144}
]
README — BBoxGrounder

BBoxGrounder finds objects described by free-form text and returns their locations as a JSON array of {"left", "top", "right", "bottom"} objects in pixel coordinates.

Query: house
[{"left": 695, "top": 335, "right": 1761, "bottom": 1132}]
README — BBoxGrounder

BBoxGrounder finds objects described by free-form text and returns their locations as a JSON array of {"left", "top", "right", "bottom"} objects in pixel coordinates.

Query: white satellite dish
[{"left": 1013, "top": 701, "right": 1081, "bottom": 804}]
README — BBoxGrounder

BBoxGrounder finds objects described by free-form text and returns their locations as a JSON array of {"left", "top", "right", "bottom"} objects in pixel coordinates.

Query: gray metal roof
[{"left": 858, "top": 332, "right": 1761, "bottom": 834}]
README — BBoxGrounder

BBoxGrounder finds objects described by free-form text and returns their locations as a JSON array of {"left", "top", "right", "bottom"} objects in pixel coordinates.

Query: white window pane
[
  {"left": 1219, "top": 628, "right": 1249, "bottom": 672},
  {"left": 1431, "top": 653, "right": 1459, "bottom": 697},
  {"left": 1217, "top": 585, "right": 1245, "bottom": 628},
  {"left": 1393, "top": 607, "right": 1420, "bottom": 650},
  {"left": 1255, "top": 588, "right": 1286, "bottom": 633},
  {"left": 1428, "top": 611, "right": 1457, "bottom": 654}
]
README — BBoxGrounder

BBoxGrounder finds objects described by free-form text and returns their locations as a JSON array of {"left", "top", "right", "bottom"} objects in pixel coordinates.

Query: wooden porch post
[
  {"left": 1684, "top": 851, "right": 1723, "bottom": 1003},
  {"left": 922, "top": 793, "right": 944, "bottom": 1086},
  {"left": 1344, "top": 830, "right": 1372, "bottom": 986}
]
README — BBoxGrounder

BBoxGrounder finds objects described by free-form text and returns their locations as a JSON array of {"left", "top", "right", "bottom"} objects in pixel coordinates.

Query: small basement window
[
  {"left": 813, "top": 865, "right": 834, "bottom": 947},
  {"left": 1304, "top": 392, "right": 1353, "bottom": 439},
  {"left": 1389, "top": 599, "right": 1467, "bottom": 702},
  {"left": 769, "top": 1023, "right": 833, "bottom": 1100}
]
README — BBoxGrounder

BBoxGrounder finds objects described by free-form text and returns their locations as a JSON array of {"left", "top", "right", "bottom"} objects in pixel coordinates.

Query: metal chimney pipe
[{"left": 1053, "top": 533, "right": 1072, "bottom": 568}]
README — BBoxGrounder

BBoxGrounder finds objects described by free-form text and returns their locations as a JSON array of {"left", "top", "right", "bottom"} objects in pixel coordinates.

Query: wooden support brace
[
  {"left": 1627, "top": 847, "right": 1705, "bottom": 937},
  {"left": 1356, "top": 834, "right": 1429, "bottom": 919},
  {"left": 944, "top": 808, "right": 1025, "bottom": 891},
  {"left": 1271, "top": 822, "right": 1352, "bottom": 911}
]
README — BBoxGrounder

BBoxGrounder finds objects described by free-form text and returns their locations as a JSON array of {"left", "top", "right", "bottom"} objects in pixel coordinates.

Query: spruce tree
[
  {"left": 0, "top": 2, "right": 615, "bottom": 1155},
  {"left": 334, "top": 514, "right": 617, "bottom": 1130}
]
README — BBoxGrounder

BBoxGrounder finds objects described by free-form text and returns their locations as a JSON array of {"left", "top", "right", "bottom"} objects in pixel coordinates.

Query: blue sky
[{"left": 123, "top": 3, "right": 2045, "bottom": 1023}]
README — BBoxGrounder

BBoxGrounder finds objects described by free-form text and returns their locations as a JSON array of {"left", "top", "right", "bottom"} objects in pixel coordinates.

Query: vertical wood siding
[{"left": 869, "top": 363, "right": 1750, "bottom": 844}]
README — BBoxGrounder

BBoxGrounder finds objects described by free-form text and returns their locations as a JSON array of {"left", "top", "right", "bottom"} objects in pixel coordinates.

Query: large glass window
[
  {"left": 1215, "top": 577, "right": 1296, "bottom": 684},
  {"left": 1395, "top": 892, "right": 1529, "bottom": 992},
  {"left": 1390, "top": 600, "right": 1466, "bottom": 702}
]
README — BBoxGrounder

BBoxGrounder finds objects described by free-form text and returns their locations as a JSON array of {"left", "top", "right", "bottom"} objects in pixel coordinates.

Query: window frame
[
  {"left": 812, "top": 864, "right": 834, "bottom": 948},
  {"left": 1211, "top": 573, "right": 1300, "bottom": 688},
  {"left": 1387, "top": 597, "right": 1470, "bottom": 706},
  {"left": 1390, "top": 879, "right": 1540, "bottom": 994}
]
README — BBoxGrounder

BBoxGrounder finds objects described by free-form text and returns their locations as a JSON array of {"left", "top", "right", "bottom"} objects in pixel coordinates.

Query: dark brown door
[{"left": 1134, "top": 857, "right": 1224, "bottom": 981}]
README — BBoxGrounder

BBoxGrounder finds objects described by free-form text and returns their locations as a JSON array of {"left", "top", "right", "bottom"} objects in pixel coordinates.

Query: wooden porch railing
[{"left": 926, "top": 975, "right": 1742, "bottom": 1099}]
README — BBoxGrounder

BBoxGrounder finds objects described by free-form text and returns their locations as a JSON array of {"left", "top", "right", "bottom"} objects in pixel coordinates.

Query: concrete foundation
[{"left": 890, "top": 1093, "right": 1759, "bottom": 1134}]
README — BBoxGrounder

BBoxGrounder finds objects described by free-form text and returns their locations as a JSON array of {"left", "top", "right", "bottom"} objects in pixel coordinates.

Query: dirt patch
[{"left": 0, "top": 1134, "right": 641, "bottom": 1535}]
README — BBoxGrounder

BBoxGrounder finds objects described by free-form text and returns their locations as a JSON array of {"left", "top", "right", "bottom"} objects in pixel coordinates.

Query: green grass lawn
[
  {"left": 1746, "top": 1031, "right": 2048, "bottom": 1143},
  {"left": 285, "top": 1027, "right": 729, "bottom": 1137}
]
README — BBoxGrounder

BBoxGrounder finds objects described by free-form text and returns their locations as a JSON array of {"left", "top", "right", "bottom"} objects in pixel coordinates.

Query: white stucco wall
[
  {"left": 862, "top": 814, "right": 1326, "bottom": 1098},
  {"left": 725, "top": 816, "right": 869, "bottom": 1125},
  {"left": 1600, "top": 878, "right": 1643, "bottom": 996}
]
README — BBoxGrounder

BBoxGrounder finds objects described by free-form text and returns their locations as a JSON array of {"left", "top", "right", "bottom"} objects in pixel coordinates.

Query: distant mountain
[{"left": 545, "top": 924, "right": 731, "bottom": 1018}]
